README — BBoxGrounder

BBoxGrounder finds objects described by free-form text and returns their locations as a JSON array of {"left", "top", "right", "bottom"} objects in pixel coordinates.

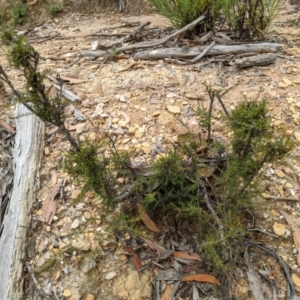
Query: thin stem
[
  {"left": 0, "top": 65, "right": 21, "bottom": 98},
  {"left": 58, "top": 124, "right": 80, "bottom": 152},
  {"left": 206, "top": 85, "right": 215, "bottom": 145},
  {"left": 216, "top": 93, "right": 229, "bottom": 116}
]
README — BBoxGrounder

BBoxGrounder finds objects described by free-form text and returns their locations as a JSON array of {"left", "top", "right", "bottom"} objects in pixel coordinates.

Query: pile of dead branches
[{"left": 81, "top": 14, "right": 281, "bottom": 67}]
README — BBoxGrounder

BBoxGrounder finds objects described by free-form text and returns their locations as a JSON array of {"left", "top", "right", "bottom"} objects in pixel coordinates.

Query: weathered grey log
[
  {"left": 175, "top": 41, "right": 216, "bottom": 65},
  {"left": 133, "top": 43, "right": 282, "bottom": 61},
  {"left": 235, "top": 53, "right": 277, "bottom": 68},
  {"left": 0, "top": 104, "right": 44, "bottom": 300}
]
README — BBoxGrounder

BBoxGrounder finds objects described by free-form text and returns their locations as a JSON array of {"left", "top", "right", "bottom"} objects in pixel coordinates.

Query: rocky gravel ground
[{"left": 2, "top": 3, "right": 300, "bottom": 299}]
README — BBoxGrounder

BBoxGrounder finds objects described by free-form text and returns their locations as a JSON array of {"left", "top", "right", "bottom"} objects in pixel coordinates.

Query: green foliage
[
  {"left": 197, "top": 104, "right": 210, "bottom": 130},
  {"left": 142, "top": 150, "right": 199, "bottom": 218},
  {"left": 0, "top": 27, "right": 293, "bottom": 281},
  {"left": 48, "top": 3, "right": 63, "bottom": 15},
  {"left": 11, "top": 3, "right": 28, "bottom": 26},
  {"left": 6, "top": 36, "right": 62, "bottom": 123},
  {"left": 221, "top": 99, "right": 293, "bottom": 204},
  {"left": 138, "top": 92, "right": 292, "bottom": 274},
  {"left": 64, "top": 140, "right": 116, "bottom": 207},
  {"left": 105, "top": 46, "right": 120, "bottom": 61},
  {"left": 149, "top": 0, "right": 221, "bottom": 31},
  {"left": 149, "top": 0, "right": 279, "bottom": 38},
  {"left": 64, "top": 138, "right": 135, "bottom": 209},
  {"left": 0, "top": 32, "right": 79, "bottom": 150},
  {"left": 0, "top": 6, "right": 10, "bottom": 26},
  {"left": 0, "top": 27, "right": 15, "bottom": 46},
  {"left": 221, "top": 0, "right": 280, "bottom": 38}
]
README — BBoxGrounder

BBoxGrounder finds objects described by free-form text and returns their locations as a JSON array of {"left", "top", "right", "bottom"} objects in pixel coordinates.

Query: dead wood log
[
  {"left": 81, "top": 13, "right": 206, "bottom": 58},
  {"left": 279, "top": 210, "right": 300, "bottom": 265},
  {"left": 235, "top": 53, "right": 277, "bottom": 68},
  {"left": 175, "top": 41, "right": 216, "bottom": 65},
  {"left": 133, "top": 43, "right": 282, "bottom": 61},
  {"left": 94, "top": 21, "right": 151, "bottom": 50},
  {"left": 199, "top": 31, "right": 213, "bottom": 43},
  {"left": 0, "top": 104, "right": 44, "bottom": 300}
]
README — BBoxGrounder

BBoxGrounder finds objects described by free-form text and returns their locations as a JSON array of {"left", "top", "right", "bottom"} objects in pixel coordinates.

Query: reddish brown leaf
[
  {"left": 161, "top": 284, "right": 172, "bottom": 300},
  {"left": 173, "top": 251, "right": 201, "bottom": 261},
  {"left": 123, "top": 246, "right": 134, "bottom": 254},
  {"left": 42, "top": 180, "right": 62, "bottom": 225},
  {"left": 59, "top": 75, "right": 86, "bottom": 84},
  {"left": 182, "top": 274, "right": 220, "bottom": 285},
  {"left": 137, "top": 203, "right": 160, "bottom": 233},
  {"left": 132, "top": 252, "right": 142, "bottom": 272},
  {"left": 123, "top": 246, "right": 142, "bottom": 274}
]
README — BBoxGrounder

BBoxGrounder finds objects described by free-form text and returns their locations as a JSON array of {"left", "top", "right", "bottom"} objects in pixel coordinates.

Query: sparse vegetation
[
  {"left": 149, "top": 0, "right": 280, "bottom": 38},
  {"left": 149, "top": 0, "right": 222, "bottom": 32},
  {"left": 0, "top": 11, "right": 295, "bottom": 298},
  {"left": 136, "top": 91, "right": 292, "bottom": 274},
  {"left": 10, "top": 2, "right": 28, "bottom": 26},
  {"left": 0, "top": 31, "right": 79, "bottom": 151},
  {"left": 48, "top": 2, "right": 63, "bottom": 15},
  {"left": 222, "top": 0, "right": 281, "bottom": 38}
]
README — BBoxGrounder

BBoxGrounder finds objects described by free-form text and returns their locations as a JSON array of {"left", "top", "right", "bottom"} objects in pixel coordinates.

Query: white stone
[
  {"left": 71, "top": 219, "right": 80, "bottom": 229},
  {"left": 105, "top": 271, "right": 117, "bottom": 280}
]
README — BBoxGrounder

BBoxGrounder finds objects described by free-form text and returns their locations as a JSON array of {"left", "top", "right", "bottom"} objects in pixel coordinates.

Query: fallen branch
[
  {"left": 263, "top": 195, "right": 300, "bottom": 201},
  {"left": 279, "top": 210, "right": 300, "bottom": 265},
  {"left": 47, "top": 75, "right": 81, "bottom": 102},
  {"left": 133, "top": 43, "right": 282, "bottom": 61},
  {"left": 94, "top": 21, "right": 151, "bottom": 50},
  {"left": 175, "top": 41, "right": 216, "bottom": 65},
  {"left": 81, "top": 13, "right": 206, "bottom": 58},
  {"left": 211, "top": 35, "right": 237, "bottom": 45},
  {"left": 199, "top": 31, "right": 213, "bottom": 43},
  {"left": 235, "top": 53, "right": 277, "bottom": 68}
]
